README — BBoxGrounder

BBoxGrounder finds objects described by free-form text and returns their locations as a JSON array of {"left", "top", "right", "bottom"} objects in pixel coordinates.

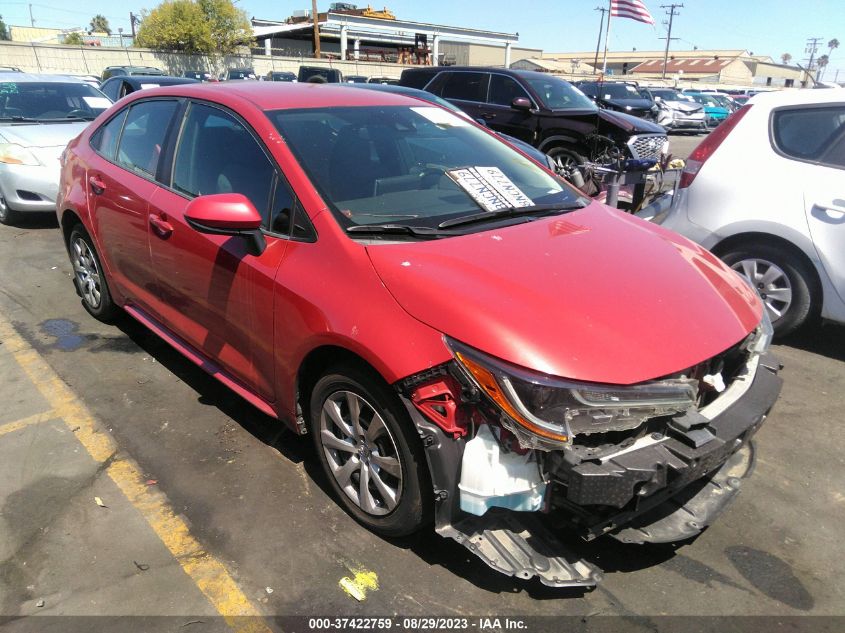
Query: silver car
[{"left": 0, "top": 73, "right": 111, "bottom": 224}]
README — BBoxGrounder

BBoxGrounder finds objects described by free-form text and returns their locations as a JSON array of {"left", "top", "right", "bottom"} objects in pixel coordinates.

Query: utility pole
[
  {"left": 28, "top": 4, "right": 34, "bottom": 27},
  {"left": 593, "top": 6, "right": 608, "bottom": 71},
  {"left": 659, "top": 3, "right": 683, "bottom": 79},
  {"left": 601, "top": 0, "right": 611, "bottom": 75},
  {"left": 311, "top": 0, "right": 321, "bottom": 59},
  {"left": 804, "top": 37, "right": 823, "bottom": 85},
  {"left": 129, "top": 12, "right": 138, "bottom": 39}
]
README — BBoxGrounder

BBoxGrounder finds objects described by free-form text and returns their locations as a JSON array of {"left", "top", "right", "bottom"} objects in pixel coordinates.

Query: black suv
[
  {"left": 400, "top": 67, "right": 667, "bottom": 168},
  {"left": 576, "top": 80, "right": 658, "bottom": 120}
]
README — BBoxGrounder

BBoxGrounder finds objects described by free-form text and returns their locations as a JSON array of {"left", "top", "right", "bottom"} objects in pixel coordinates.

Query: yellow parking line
[
  {"left": 0, "top": 313, "right": 271, "bottom": 633},
  {"left": 0, "top": 409, "right": 57, "bottom": 438}
]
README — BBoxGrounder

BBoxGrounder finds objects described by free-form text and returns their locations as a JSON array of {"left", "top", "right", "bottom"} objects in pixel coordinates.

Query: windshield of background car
[
  {"left": 0, "top": 81, "right": 110, "bottom": 121},
  {"left": 522, "top": 76, "right": 597, "bottom": 111},
  {"left": 600, "top": 84, "right": 644, "bottom": 100},
  {"left": 654, "top": 89, "right": 687, "bottom": 101},
  {"left": 269, "top": 105, "right": 583, "bottom": 231}
]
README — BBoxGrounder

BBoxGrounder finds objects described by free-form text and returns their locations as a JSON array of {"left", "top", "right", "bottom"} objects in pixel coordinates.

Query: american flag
[{"left": 610, "top": 0, "right": 655, "bottom": 25}]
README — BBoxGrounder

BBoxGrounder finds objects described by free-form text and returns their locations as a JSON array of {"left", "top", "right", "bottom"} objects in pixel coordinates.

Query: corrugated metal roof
[{"left": 631, "top": 58, "right": 733, "bottom": 74}]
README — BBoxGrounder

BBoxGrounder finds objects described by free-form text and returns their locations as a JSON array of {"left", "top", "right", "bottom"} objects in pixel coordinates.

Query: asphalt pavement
[{"left": 0, "top": 131, "right": 843, "bottom": 632}]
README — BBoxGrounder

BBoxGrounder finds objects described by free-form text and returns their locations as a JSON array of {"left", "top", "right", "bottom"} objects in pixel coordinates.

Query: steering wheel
[
  {"left": 417, "top": 164, "right": 448, "bottom": 189},
  {"left": 66, "top": 109, "right": 90, "bottom": 119}
]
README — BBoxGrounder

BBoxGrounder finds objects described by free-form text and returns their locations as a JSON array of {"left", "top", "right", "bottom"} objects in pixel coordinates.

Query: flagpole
[{"left": 602, "top": 0, "right": 612, "bottom": 74}]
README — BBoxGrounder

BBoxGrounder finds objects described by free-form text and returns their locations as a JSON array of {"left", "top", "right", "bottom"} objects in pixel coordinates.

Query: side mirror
[
  {"left": 511, "top": 97, "right": 532, "bottom": 111},
  {"left": 185, "top": 193, "right": 266, "bottom": 256}
]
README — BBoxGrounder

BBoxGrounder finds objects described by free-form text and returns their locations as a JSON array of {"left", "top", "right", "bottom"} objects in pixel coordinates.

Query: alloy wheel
[
  {"left": 731, "top": 258, "right": 793, "bottom": 322},
  {"left": 319, "top": 390, "right": 403, "bottom": 516},
  {"left": 71, "top": 236, "right": 103, "bottom": 310}
]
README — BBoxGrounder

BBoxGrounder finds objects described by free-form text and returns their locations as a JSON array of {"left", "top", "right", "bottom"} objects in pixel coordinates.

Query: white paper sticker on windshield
[
  {"left": 410, "top": 106, "right": 469, "bottom": 127},
  {"left": 140, "top": 83, "right": 161, "bottom": 90},
  {"left": 82, "top": 96, "right": 111, "bottom": 108},
  {"left": 447, "top": 167, "right": 534, "bottom": 212}
]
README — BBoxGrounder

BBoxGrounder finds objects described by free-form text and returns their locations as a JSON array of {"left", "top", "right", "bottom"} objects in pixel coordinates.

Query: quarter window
[
  {"left": 90, "top": 108, "right": 128, "bottom": 161},
  {"left": 772, "top": 106, "right": 845, "bottom": 165},
  {"left": 117, "top": 100, "right": 178, "bottom": 177},
  {"left": 172, "top": 102, "right": 275, "bottom": 222},
  {"left": 440, "top": 72, "right": 489, "bottom": 103}
]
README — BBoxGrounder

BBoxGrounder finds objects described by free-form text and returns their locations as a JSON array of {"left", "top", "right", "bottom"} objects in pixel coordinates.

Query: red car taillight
[{"left": 679, "top": 104, "right": 753, "bottom": 189}]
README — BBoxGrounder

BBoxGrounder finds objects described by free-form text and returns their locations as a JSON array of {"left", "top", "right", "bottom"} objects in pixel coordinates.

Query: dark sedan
[{"left": 100, "top": 75, "right": 198, "bottom": 102}]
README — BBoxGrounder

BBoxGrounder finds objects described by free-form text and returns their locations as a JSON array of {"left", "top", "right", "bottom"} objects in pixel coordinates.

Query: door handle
[
  {"left": 481, "top": 113, "right": 496, "bottom": 120},
  {"left": 88, "top": 176, "right": 106, "bottom": 195},
  {"left": 813, "top": 200, "right": 845, "bottom": 222},
  {"left": 149, "top": 213, "right": 174, "bottom": 238}
]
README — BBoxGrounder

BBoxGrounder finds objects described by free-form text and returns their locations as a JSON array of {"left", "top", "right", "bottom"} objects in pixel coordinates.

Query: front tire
[
  {"left": 720, "top": 243, "right": 817, "bottom": 337},
  {"left": 309, "top": 364, "right": 431, "bottom": 537},
  {"left": 68, "top": 225, "right": 118, "bottom": 322},
  {"left": 0, "top": 191, "right": 18, "bottom": 226}
]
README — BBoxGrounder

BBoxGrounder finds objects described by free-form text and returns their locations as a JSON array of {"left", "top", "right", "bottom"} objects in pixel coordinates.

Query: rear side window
[
  {"left": 772, "top": 105, "right": 845, "bottom": 166},
  {"left": 172, "top": 102, "right": 275, "bottom": 222},
  {"left": 487, "top": 75, "right": 530, "bottom": 107},
  {"left": 117, "top": 100, "right": 178, "bottom": 177},
  {"left": 90, "top": 108, "right": 128, "bottom": 160},
  {"left": 440, "top": 72, "right": 489, "bottom": 103}
]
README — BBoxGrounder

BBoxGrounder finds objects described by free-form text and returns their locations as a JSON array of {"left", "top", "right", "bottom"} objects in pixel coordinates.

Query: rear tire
[
  {"left": 720, "top": 243, "right": 816, "bottom": 337},
  {"left": 68, "top": 224, "right": 119, "bottom": 322},
  {"left": 309, "top": 363, "right": 431, "bottom": 537}
]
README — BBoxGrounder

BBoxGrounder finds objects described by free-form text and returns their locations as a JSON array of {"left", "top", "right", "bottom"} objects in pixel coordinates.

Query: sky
[{"left": 3, "top": 1, "right": 844, "bottom": 79}]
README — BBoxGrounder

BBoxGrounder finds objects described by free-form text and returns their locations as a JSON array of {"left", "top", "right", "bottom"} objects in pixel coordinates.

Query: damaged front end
[{"left": 396, "top": 319, "right": 781, "bottom": 588}]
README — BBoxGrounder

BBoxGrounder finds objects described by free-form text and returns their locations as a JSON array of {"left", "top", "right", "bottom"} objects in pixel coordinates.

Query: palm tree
[
  {"left": 89, "top": 14, "right": 111, "bottom": 35},
  {"left": 816, "top": 54, "right": 829, "bottom": 81},
  {"left": 780, "top": 52, "right": 792, "bottom": 65}
]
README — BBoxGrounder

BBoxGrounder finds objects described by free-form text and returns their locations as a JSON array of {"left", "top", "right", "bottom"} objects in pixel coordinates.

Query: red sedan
[{"left": 57, "top": 83, "right": 781, "bottom": 587}]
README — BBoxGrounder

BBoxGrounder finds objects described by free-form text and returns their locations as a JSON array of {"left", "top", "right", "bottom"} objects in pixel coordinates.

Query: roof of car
[
  {"left": 106, "top": 75, "right": 199, "bottom": 88},
  {"left": 123, "top": 82, "right": 423, "bottom": 110},
  {"left": 0, "top": 72, "right": 90, "bottom": 83},
  {"left": 748, "top": 87, "right": 845, "bottom": 107}
]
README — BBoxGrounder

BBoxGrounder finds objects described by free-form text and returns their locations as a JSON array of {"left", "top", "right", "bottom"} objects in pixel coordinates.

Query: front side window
[
  {"left": 0, "top": 81, "right": 111, "bottom": 121},
  {"left": 522, "top": 76, "right": 596, "bottom": 111},
  {"left": 90, "top": 108, "right": 128, "bottom": 160},
  {"left": 270, "top": 105, "right": 584, "bottom": 233},
  {"left": 172, "top": 102, "right": 275, "bottom": 221},
  {"left": 117, "top": 100, "right": 178, "bottom": 177},
  {"left": 440, "top": 72, "right": 489, "bottom": 103},
  {"left": 487, "top": 75, "right": 531, "bottom": 107},
  {"left": 772, "top": 105, "right": 845, "bottom": 167}
]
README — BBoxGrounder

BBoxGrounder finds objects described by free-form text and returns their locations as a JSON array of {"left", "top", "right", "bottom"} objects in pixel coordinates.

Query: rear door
[
  {"left": 87, "top": 99, "right": 180, "bottom": 312},
  {"left": 430, "top": 71, "right": 490, "bottom": 124},
  {"left": 146, "top": 100, "right": 292, "bottom": 401},
  {"left": 772, "top": 104, "right": 845, "bottom": 303}
]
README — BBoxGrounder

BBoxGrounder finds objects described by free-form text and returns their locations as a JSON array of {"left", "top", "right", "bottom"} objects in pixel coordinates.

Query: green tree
[
  {"left": 136, "top": 0, "right": 252, "bottom": 55},
  {"left": 0, "top": 14, "right": 10, "bottom": 41},
  {"left": 89, "top": 14, "right": 111, "bottom": 35},
  {"left": 780, "top": 52, "right": 792, "bottom": 65},
  {"left": 817, "top": 54, "right": 829, "bottom": 80},
  {"left": 64, "top": 31, "right": 85, "bottom": 45}
]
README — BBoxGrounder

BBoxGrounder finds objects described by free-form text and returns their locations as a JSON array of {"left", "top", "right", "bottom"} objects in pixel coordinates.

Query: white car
[{"left": 652, "top": 88, "right": 845, "bottom": 336}]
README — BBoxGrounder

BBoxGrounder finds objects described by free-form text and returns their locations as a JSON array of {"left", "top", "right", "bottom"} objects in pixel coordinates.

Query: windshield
[
  {"left": 269, "top": 105, "right": 584, "bottom": 233},
  {"left": 691, "top": 94, "right": 719, "bottom": 107},
  {"left": 598, "top": 83, "right": 644, "bottom": 100},
  {"left": 652, "top": 89, "right": 691, "bottom": 102},
  {"left": 0, "top": 81, "right": 110, "bottom": 121},
  {"left": 522, "top": 76, "right": 597, "bottom": 111}
]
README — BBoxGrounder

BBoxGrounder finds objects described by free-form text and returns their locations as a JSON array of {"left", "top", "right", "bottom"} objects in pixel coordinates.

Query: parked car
[
  {"left": 57, "top": 82, "right": 780, "bottom": 587},
  {"left": 698, "top": 90, "right": 740, "bottom": 112},
  {"left": 70, "top": 74, "right": 102, "bottom": 89},
  {"left": 651, "top": 89, "right": 845, "bottom": 335},
  {"left": 642, "top": 87, "right": 707, "bottom": 133},
  {"left": 101, "top": 66, "right": 165, "bottom": 82},
  {"left": 265, "top": 71, "right": 296, "bottom": 82},
  {"left": 298, "top": 66, "right": 343, "bottom": 83},
  {"left": 401, "top": 67, "right": 668, "bottom": 169},
  {"left": 367, "top": 77, "right": 400, "bottom": 85},
  {"left": 684, "top": 92, "right": 731, "bottom": 127},
  {"left": 183, "top": 70, "right": 218, "bottom": 82},
  {"left": 0, "top": 72, "right": 111, "bottom": 224},
  {"left": 575, "top": 80, "right": 659, "bottom": 120},
  {"left": 100, "top": 75, "right": 198, "bottom": 102},
  {"left": 226, "top": 68, "right": 257, "bottom": 81},
  {"left": 345, "top": 75, "right": 369, "bottom": 83}
]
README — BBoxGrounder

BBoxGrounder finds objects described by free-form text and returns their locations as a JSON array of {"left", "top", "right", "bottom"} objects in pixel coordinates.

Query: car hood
[
  {"left": 660, "top": 100, "right": 703, "bottom": 114},
  {"left": 603, "top": 98, "right": 655, "bottom": 111},
  {"left": 366, "top": 204, "right": 761, "bottom": 384},
  {"left": 0, "top": 121, "right": 88, "bottom": 148},
  {"left": 598, "top": 108, "right": 664, "bottom": 133}
]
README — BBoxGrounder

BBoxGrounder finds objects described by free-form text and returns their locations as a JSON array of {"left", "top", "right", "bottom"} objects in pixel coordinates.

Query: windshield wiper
[
  {"left": 0, "top": 115, "right": 40, "bottom": 123},
  {"left": 437, "top": 202, "right": 585, "bottom": 229},
  {"left": 346, "top": 224, "right": 450, "bottom": 238}
]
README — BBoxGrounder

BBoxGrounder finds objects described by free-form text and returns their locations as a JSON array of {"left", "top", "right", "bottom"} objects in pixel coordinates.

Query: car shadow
[
  {"left": 2, "top": 212, "right": 59, "bottom": 230},
  {"left": 107, "top": 311, "right": 700, "bottom": 597},
  {"left": 778, "top": 320, "right": 845, "bottom": 363}
]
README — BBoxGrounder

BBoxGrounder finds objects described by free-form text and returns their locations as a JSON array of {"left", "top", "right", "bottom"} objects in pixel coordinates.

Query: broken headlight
[{"left": 448, "top": 338, "right": 698, "bottom": 449}]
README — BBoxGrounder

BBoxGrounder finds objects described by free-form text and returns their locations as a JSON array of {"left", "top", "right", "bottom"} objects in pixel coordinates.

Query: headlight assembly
[
  {"left": 447, "top": 338, "right": 698, "bottom": 450},
  {"left": 0, "top": 143, "right": 41, "bottom": 166}
]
